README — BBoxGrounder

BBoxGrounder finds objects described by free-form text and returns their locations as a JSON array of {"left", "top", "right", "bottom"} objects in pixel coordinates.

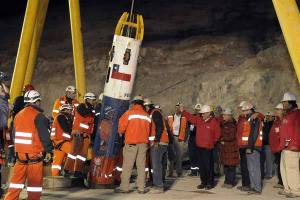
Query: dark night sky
[{"left": 1, "top": 0, "right": 300, "bottom": 18}]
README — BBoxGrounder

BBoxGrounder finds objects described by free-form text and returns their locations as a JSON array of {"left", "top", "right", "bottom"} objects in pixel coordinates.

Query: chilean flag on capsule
[{"left": 111, "top": 64, "right": 131, "bottom": 82}]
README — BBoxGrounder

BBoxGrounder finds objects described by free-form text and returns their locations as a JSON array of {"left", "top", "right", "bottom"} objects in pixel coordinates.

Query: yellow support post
[
  {"left": 9, "top": 0, "right": 40, "bottom": 104},
  {"left": 24, "top": 0, "right": 49, "bottom": 87},
  {"left": 272, "top": 0, "right": 300, "bottom": 84},
  {"left": 68, "top": 0, "right": 86, "bottom": 102}
]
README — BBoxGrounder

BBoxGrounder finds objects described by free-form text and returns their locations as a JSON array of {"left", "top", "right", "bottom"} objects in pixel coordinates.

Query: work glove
[{"left": 44, "top": 152, "right": 52, "bottom": 163}]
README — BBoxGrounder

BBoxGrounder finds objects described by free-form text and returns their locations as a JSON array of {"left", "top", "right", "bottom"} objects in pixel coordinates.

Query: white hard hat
[
  {"left": 276, "top": 103, "right": 283, "bottom": 109},
  {"left": 223, "top": 108, "right": 233, "bottom": 115},
  {"left": 132, "top": 95, "right": 144, "bottom": 102},
  {"left": 59, "top": 104, "right": 73, "bottom": 111},
  {"left": 154, "top": 105, "right": 161, "bottom": 109},
  {"left": 65, "top": 85, "right": 76, "bottom": 93},
  {"left": 200, "top": 105, "right": 211, "bottom": 114},
  {"left": 143, "top": 98, "right": 153, "bottom": 106},
  {"left": 282, "top": 92, "right": 296, "bottom": 102},
  {"left": 84, "top": 92, "right": 96, "bottom": 100},
  {"left": 239, "top": 101, "right": 247, "bottom": 107},
  {"left": 24, "top": 90, "right": 41, "bottom": 103},
  {"left": 194, "top": 103, "right": 202, "bottom": 111},
  {"left": 99, "top": 93, "right": 104, "bottom": 101},
  {"left": 241, "top": 102, "right": 254, "bottom": 111}
]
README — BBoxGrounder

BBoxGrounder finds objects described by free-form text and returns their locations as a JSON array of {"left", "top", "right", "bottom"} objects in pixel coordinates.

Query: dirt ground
[{"left": 15, "top": 173, "right": 285, "bottom": 200}]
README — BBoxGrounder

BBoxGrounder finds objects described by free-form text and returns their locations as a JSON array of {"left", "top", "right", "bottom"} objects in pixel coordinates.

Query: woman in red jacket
[
  {"left": 220, "top": 108, "right": 239, "bottom": 188},
  {"left": 269, "top": 103, "right": 284, "bottom": 188},
  {"left": 181, "top": 104, "right": 221, "bottom": 190}
]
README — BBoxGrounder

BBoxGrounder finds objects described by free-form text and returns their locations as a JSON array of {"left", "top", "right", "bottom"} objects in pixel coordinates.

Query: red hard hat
[{"left": 23, "top": 84, "right": 35, "bottom": 92}]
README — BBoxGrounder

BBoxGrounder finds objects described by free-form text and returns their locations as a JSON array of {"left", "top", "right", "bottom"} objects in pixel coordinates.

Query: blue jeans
[
  {"left": 247, "top": 150, "right": 262, "bottom": 192},
  {"left": 151, "top": 144, "right": 168, "bottom": 187}
]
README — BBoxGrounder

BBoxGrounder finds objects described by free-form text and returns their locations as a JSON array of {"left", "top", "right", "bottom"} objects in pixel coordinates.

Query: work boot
[
  {"left": 205, "top": 185, "right": 214, "bottom": 190},
  {"left": 137, "top": 188, "right": 150, "bottom": 194},
  {"left": 247, "top": 189, "right": 261, "bottom": 195},
  {"left": 286, "top": 193, "right": 300, "bottom": 198},
  {"left": 115, "top": 188, "right": 130, "bottom": 193},
  {"left": 278, "top": 190, "right": 289, "bottom": 196},
  {"left": 73, "top": 171, "right": 84, "bottom": 179},
  {"left": 197, "top": 184, "right": 206, "bottom": 189},
  {"left": 237, "top": 186, "right": 251, "bottom": 192}
]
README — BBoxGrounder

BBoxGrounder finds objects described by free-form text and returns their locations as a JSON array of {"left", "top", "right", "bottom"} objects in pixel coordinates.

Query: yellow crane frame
[
  {"left": 272, "top": 0, "right": 300, "bottom": 84},
  {"left": 9, "top": 0, "right": 87, "bottom": 103}
]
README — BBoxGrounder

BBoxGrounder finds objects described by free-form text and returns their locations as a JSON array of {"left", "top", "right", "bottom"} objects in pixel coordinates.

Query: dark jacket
[
  {"left": 57, "top": 113, "right": 73, "bottom": 134},
  {"left": 263, "top": 120, "right": 274, "bottom": 145},
  {"left": 149, "top": 106, "right": 164, "bottom": 142},
  {"left": 246, "top": 114, "right": 262, "bottom": 151},
  {"left": 32, "top": 105, "right": 54, "bottom": 153},
  {"left": 220, "top": 119, "right": 240, "bottom": 166},
  {"left": 12, "top": 96, "right": 25, "bottom": 119}
]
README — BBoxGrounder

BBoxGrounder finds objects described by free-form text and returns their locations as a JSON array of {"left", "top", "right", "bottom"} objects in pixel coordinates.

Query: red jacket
[
  {"left": 183, "top": 111, "right": 221, "bottom": 149},
  {"left": 269, "top": 118, "right": 281, "bottom": 153},
  {"left": 279, "top": 109, "right": 300, "bottom": 151}
]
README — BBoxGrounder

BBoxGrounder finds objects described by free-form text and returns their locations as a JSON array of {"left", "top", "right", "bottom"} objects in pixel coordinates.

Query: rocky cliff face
[{"left": 0, "top": 0, "right": 299, "bottom": 115}]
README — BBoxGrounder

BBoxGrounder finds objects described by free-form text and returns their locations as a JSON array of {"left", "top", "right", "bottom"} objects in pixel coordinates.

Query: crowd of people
[{"left": 0, "top": 79, "right": 300, "bottom": 199}]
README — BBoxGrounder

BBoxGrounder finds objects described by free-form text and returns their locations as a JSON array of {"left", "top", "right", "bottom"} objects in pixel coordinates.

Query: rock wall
[{"left": 0, "top": 0, "right": 299, "bottom": 116}]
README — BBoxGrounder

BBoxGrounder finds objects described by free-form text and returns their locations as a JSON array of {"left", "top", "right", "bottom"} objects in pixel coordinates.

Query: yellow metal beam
[
  {"left": 272, "top": 0, "right": 300, "bottom": 84},
  {"left": 68, "top": 0, "right": 86, "bottom": 102},
  {"left": 24, "top": 0, "right": 49, "bottom": 87},
  {"left": 9, "top": 0, "right": 40, "bottom": 104}
]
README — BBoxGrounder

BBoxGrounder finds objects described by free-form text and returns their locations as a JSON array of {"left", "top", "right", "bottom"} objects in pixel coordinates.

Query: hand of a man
[{"left": 245, "top": 148, "right": 252, "bottom": 154}]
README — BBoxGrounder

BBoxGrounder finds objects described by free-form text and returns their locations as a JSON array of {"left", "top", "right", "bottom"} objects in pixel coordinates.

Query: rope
[
  {"left": 129, "top": 0, "right": 135, "bottom": 21},
  {"left": 127, "top": 0, "right": 135, "bottom": 37},
  {"left": 146, "top": 79, "right": 188, "bottom": 98}
]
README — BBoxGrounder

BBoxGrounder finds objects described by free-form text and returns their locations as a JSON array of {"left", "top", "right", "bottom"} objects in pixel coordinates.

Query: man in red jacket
[
  {"left": 181, "top": 104, "right": 220, "bottom": 190},
  {"left": 279, "top": 92, "right": 300, "bottom": 198}
]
